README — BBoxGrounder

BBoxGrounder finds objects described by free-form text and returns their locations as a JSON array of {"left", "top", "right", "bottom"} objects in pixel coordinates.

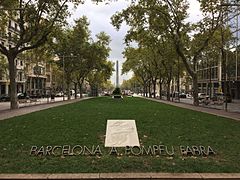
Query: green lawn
[{"left": 0, "top": 97, "right": 239, "bottom": 173}]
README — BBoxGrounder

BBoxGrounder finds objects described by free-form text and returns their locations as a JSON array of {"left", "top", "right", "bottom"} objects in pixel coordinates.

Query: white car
[
  {"left": 198, "top": 93, "right": 209, "bottom": 100},
  {"left": 186, "top": 94, "right": 192, "bottom": 99},
  {"left": 55, "top": 92, "right": 64, "bottom": 97}
]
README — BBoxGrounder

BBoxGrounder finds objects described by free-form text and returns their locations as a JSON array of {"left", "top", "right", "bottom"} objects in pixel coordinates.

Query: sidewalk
[
  {"left": 0, "top": 97, "right": 92, "bottom": 121},
  {"left": 142, "top": 97, "right": 240, "bottom": 121},
  {"left": 0, "top": 173, "right": 240, "bottom": 180},
  {"left": 179, "top": 98, "right": 240, "bottom": 113}
]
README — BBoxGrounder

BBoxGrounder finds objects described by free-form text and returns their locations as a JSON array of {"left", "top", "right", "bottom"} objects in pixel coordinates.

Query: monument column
[{"left": 116, "top": 60, "right": 119, "bottom": 88}]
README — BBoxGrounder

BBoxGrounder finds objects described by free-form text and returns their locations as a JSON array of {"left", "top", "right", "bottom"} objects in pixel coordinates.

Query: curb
[{"left": 0, "top": 173, "right": 240, "bottom": 179}]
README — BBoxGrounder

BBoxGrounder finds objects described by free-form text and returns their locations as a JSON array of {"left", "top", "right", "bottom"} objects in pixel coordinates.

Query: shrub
[{"left": 112, "top": 87, "right": 121, "bottom": 95}]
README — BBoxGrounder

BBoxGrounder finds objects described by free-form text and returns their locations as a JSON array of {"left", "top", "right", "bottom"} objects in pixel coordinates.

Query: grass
[{"left": 0, "top": 97, "right": 239, "bottom": 173}]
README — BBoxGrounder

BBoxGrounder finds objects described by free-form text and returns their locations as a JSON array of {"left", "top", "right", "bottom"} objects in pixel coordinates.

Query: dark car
[
  {"left": 0, "top": 94, "right": 10, "bottom": 102},
  {"left": 179, "top": 93, "right": 187, "bottom": 98},
  {"left": 17, "top": 93, "right": 29, "bottom": 100}
]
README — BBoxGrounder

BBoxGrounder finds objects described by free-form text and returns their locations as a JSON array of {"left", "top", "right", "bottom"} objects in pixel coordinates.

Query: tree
[
  {"left": 112, "top": 0, "right": 224, "bottom": 106},
  {"left": 102, "top": 80, "right": 115, "bottom": 93},
  {"left": 121, "top": 76, "right": 142, "bottom": 94},
  {"left": 87, "top": 32, "right": 112, "bottom": 96},
  {"left": 54, "top": 17, "right": 112, "bottom": 98},
  {"left": 0, "top": 0, "right": 87, "bottom": 109},
  {"left": 122, "top": 47, "right": 149, "bottom": 96},
  {"left": 87, "top": 60, "right": 114, "bottom": 96},
  {"left": 54, "top": 28, "right": 76, "bottom": 99}
]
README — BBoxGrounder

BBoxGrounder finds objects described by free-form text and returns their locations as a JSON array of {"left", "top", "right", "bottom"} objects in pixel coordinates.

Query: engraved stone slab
[{"left": 105, "top": 120, "right": 140, "bottom": 147}]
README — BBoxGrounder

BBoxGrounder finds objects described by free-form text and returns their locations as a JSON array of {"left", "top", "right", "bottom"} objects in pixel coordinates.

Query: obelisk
[{"left": 116, "top": 60, "right": 119, "bottom": 88}]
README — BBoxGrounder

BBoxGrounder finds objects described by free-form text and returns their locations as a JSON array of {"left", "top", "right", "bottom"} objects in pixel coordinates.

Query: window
[
  {"left": 214, "top": 83, "right": 219, "bottom": 88},
  {"left": 47, "top": 75, "right": 50, "bottom": 82},
  {"left": 0, "top": 70, "right": 3, "bottom": 80},
  {"left": 19, "top": 72, "right": 23, "bottom": 81},
  {"left": 211, "top": 68, "right": 215, "bottom": 79},
  {"left": 8, "top": 32, "right": 11, "bottom": 40},
  {"left": 31, "top": 79, "right": 34, "bottom": 89},
  {"left": 215, "top": 67, "right": 218, "bottom": 79},
  {"left": 15, "top": 23, "right": 18, "bottom": 30},
  {"left": 20, "top": 61, "right": 23, "bottom": 66}
]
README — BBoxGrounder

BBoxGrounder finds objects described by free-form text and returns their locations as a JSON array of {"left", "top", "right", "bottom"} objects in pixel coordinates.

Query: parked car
[
  {"left": 198, "top": 93, "right": 209, "bottom": 100},
  {"left": 186, "top": 94, "right": 193, "bottom": 99},
  {"left": 0, "top": 94, "right": 10, "bottom": 102},
  {"left": 55, "top": 92, "right": 64, "bottom": 97},
  {"left": 179, "top": 93, "right": 187, "bottom": 98},
  {"left": 17, "top": 93, "right": 29, "bottom": 100}
]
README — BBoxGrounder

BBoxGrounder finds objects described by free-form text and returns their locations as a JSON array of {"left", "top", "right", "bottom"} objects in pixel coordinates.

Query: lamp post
[{"left": 55, "top": 55, "right": 77, "bottom": 101}]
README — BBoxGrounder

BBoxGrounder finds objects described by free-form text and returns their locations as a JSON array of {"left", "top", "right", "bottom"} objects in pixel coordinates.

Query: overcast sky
[{"left": 68, "top": 0, "right": 202, "bottom": 85}]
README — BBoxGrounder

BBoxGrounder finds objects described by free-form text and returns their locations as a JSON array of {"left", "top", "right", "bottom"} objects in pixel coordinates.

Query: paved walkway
[
  {"left": 0, "top": 97, "right": 92, "bottom": 121},
  {"left": 0, "top": 173, "right": 239, "bottom": 179},
  {"left": 142, "top": 97, "right": 240, "bottom": 121}
]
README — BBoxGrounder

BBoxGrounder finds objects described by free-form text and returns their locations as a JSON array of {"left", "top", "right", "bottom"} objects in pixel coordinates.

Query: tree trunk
[
  {"left": 79, "top": 83, "right": 83, "bottom": 98},
  {"left": 159, "top": 81, "right": 163, "bottom": 100},
  {"left": 148, "top": 81, "right": 152, "bottom": 98},
  {"left": 145, "top": 84, "right": 147, "bottom": 97},
  {"left": 152, "top": 79, "right": 156, "bottom": 98},
  {"left": 167, "top": 80, "right": 171, "bottom": 101},
  {"left": 192, "top": 74, "right": 199, "bottom": 106},
  {"left": 74, "top": 82, "right": 77, "bottom": 99},
  {"left": 67, "top": 82, "right": 71, "bottom": 100},
  {"left": 8, "top": 54, "right": 18, "bottom": 109},
  {"left": 143, "top": 82, "right": 146, "bottom": 97},
  {"left": 209, "top": 64, "right": 212, "bottom": 98}
]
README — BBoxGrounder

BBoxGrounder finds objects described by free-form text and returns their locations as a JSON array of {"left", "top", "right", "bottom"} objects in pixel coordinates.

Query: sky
[{"left": 68, "top": 0, "right": 203, "bottom": 85}]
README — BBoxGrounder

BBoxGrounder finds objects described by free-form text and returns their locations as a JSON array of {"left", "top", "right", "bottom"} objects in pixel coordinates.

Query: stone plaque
[{"left": 105, "top": 120, "right": 140, "bottom": 147}]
